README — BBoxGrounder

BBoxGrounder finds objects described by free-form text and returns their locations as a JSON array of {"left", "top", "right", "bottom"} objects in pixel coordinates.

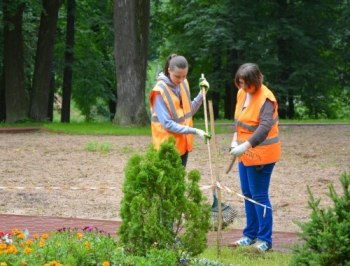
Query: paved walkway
[{"left": 0, "top": 214, "right": 300, "bottom": 253}]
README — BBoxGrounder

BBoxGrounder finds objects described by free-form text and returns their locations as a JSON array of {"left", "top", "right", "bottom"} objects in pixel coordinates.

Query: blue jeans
[{"left": 238, "top": 162, "right": 275, "bottom": 245}]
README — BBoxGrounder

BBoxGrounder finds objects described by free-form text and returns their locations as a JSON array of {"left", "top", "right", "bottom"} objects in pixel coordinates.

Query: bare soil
[{"left": 0, "top": 125, "right": 349, "bottom": 233}]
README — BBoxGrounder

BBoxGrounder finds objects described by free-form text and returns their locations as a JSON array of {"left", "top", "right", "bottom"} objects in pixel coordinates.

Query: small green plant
[
  {"left": 100, "top": 142, "right": 113, "bottom": 154},
  {"left": 120, "top": 146, "right": 133, "bottom": 154},
  {"left": 85, "top": 140, "right": 113, "bottom": 154},
  {"left": 290, "top": 172, "right": 350, "bottom": 266},
  {"left": 118, "top": 137, "right": 211, "bottom": 258},
  {"left": 85, "top": 140, "right": 99, "bottom": 151}
]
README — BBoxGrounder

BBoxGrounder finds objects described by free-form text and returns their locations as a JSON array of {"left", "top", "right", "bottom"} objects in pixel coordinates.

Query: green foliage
[
  {"left": 85, "top": 140, "right": 113, "bottom": 154},
  {"left": 290, "top": 172, "right": 350, "bottom": 266},
  {"left": 154, "top": 0, "right": 349, "bottom": 120},
  {"left": 198, "top": 246, "right": 292, "bottom": 266},
  {"left": 0, "top": 226, "right": 291, "bottom": 265},
  {"left": 42, "top": 122, "right": 152, "bottom": 135},
  {"left": 119, "top": 137, "right": 211, "bottom": 257},
  {"left": 2, "top": 0, "right": 350, "bottom": 123},
  {"left": 54, "top": 0, "right": 115, "bottom": 122}
]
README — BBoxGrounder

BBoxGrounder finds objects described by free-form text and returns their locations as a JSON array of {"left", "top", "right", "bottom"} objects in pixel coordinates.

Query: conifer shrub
[
  {"left": 118, "top": 137, "right": 211, "bottom": 258},
  {"left": 290, "top": 172, "right": 350, "bottom": 266}
]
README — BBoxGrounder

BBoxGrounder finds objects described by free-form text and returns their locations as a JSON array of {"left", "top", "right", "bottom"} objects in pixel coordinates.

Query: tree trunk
[
  {"left": 3, "top": 1, "right": 28, "bottom": 123},
  {"left": 61, "top": 0, "right": 76, "bottom": 123},
  {"left": 288, "top": 91, "right": 295, "bottom": 119},
  {"left": 29, "top": 0, "right": 63, "bottom": 122},
  {"left": 0, "top": 68, "right": 5, "bottom": 122},
  {"left": 113, "top": 0, "right": 150, "bottom": 126},
  {"left": 276, "top": 0, "right": 290, "bottom": 120},
  {"left": 224, "top": 49, "right": 239, "bottom": 120},
  {"left": 47, "top": 71, "right": 55, "bottom": 122}
]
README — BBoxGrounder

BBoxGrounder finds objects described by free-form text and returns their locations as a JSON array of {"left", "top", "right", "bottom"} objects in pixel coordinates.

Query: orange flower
[
  {"left": 17, "top": 233, "right": 25, "bottom": 239},
  {"left": 84, "top": 241, "right": 90, "bottom": 248},
  {"left": 1, "top": 262, "right": 8, "bottom": 266},
  {"left": 76, "top": 233, "right": 83, "bottom": 239},
  {"left": 23, "top": 247, "right": 32, "bottom": 254},
  {"left": 20, "top": 262, "right": 28, "bottom": 266},
  {"left": 40, "top": 239, "right": 45, "bottom": 248},
  {"left": 102, "top": 262, "right": 110, "bottom": 266},
  {"left": 41, "top": 234, "right": 49, "bottom": 239},
  {"left": 26, "top": 240, "right": 33, "bottom": 246},
  {"left": 33, "top": 234, "right": 39, "bottom": 239},
  {"left": 6, "top": 244, "right": 17, "bottom": 254},
  {"left": 0, "top": 243, "right": 7, "bottom": 250},
  {"left": 12, "top": 228, "right": 20, "bottom": 234}
]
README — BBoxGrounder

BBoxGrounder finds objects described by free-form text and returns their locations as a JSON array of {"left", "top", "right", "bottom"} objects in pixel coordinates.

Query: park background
[{"left": 0, "top": 0, "right": 349, "bottom": 125}]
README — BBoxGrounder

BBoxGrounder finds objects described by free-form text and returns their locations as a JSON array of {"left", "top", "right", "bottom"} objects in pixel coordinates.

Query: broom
[{"left": 200, "top": 74, "right": 237, "bottom": 231}]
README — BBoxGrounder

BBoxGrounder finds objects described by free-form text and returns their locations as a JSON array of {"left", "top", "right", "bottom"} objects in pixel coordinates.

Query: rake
[{"left": 200, "top": 74, "right": 237, "bottom": 231}]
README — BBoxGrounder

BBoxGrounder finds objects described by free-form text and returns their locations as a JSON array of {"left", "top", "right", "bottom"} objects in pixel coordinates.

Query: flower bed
[
  {"left": 0, "top": 228, "right": 233, "bottom": 266},
  {"left": 0, "top": 227, "right": 114, "bottom": 266}
]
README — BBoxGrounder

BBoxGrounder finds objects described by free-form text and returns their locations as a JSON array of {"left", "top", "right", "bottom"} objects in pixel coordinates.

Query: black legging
[{"left": 181, "top": 151, "right": 189, "bottom": 168}]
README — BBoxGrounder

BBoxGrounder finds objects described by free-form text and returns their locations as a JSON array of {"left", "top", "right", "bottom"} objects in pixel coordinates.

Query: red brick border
[{"left": 0, "top": 214, "right": 300, "bottom": 252}]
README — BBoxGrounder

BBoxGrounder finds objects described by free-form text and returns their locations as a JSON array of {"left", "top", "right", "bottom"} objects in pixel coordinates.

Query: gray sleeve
[
  {"left": 153, "top": 94, "right": 196, "bottom": 134},
  {"left": 191, "top": 92, "right": 203, "bottom": 114},
  {"left": 248, "top": 99, "right": 275, "bottom": 148}
]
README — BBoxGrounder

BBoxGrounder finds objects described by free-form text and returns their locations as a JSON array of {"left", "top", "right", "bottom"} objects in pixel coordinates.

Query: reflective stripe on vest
[
  {"left": 234, "top": 85, "right": 281, "bottom": 165},
  {"left": 235, "top": 116, "right": 280, "bottom": 146},
  {"left": 150, "top": 80, "right": 194, "bottom": 155},
  {"left": 151, "top": 82, "right": 192, "bottom": 123}
]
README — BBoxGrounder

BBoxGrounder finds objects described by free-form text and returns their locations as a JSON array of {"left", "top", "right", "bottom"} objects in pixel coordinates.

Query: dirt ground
[{"left": 0, "top": 125, "right": 349, "bottom": 233}]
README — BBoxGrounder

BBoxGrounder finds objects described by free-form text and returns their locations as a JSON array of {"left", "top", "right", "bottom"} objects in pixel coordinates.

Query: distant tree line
[{"left": 0, "top": 0, "right": 349, "bottom": 124}]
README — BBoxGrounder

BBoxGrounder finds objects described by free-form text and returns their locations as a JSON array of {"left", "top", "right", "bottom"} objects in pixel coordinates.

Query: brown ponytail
[{"left": 163, "top": 54, "right": 188, "bottom": 77}]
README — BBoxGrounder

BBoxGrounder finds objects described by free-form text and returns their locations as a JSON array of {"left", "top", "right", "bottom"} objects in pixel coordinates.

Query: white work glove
[
  {"left": 195, "top": 128, "right": 211, "bottom": 142},
  {"left": 230, "top": 141, "right": 251, "bottom": 157},
  {"left": 229, "top": 141, "right": 238, "bottom": 153}
]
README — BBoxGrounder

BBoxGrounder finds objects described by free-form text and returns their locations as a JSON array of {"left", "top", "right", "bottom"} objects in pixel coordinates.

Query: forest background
[{"left": 0, "top": 0, "right": 349, "bottom": 125}]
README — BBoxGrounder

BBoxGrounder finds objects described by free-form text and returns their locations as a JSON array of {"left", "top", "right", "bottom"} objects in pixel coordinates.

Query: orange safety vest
[
  {"left": 234, "top": 85, "right": 281, "bottom": 166},
  {"left": 149, "top": 80, "right": 194, "bottom": 155}
]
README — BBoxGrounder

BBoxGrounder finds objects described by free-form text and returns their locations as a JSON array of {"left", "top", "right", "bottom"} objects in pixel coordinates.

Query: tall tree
[
  {"left": 113, "top": 0, "right": 150, "bottom": 126},
  {"left": 0, "top": 69, "right": 5, "bottom": 122},
  {"left": 55, "top": 0, "right": 116, "bottom": 122},
  {"left": 3, "top": 0, "right": 28, "bottom": 123},
  {"left": 269, "top": 0, "right": 338, "bottom": 118},
  {"left": 29, "top": 0, "right": 63, "bottom": 122},
  {"left": 61, "top": 0, "right": 75, "bottom": 123}
]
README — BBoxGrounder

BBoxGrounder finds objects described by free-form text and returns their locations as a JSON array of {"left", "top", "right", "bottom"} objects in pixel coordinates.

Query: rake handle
[
  {"left": 201, "top": 73, "right": 209, "bottom": 133},
  {"left": 201, "top": 74, "right": 214, "bottom": 186},
  {"left": 208, "top": 100, "right": 223, "bottom": 250}
]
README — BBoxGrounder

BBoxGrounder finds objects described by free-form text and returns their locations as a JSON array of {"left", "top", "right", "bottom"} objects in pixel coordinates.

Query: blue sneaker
[
  {"left": 253, "top": 240, "right": 272, "bottom": 251},
  {"left": 228, "top": 236, "right": 255, "bottom": 247}
]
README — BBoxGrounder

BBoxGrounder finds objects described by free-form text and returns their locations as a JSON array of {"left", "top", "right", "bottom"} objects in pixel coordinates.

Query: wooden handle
[
  {"left": 208, "top": 100, "right": 223, "bottom": 248},
  {"left": 201, "top": 73, "right": 209, "bottom": 133}
]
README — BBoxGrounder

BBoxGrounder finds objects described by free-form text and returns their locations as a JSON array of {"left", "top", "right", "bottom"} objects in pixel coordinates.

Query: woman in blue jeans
[{"left": 228, "top": 63, "right": 281, "bottom": 252}]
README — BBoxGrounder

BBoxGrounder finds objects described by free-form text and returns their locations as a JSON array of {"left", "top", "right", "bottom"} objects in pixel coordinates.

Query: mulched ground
[{"left": 3, "top": 124, "right": 349, "bottom": 255}]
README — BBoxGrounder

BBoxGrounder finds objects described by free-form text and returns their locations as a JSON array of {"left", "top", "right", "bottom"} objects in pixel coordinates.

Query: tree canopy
[{"left": 0, "top": 0, "right": 349, "bottom": 124}]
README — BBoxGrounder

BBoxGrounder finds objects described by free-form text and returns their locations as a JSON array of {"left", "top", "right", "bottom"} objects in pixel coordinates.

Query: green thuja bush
[
  {"left": 290, "top": 172, "right": 350, "bottom": 266},
  {"left": 118, "top": 137, "right": 211, "bottom": 258}
]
